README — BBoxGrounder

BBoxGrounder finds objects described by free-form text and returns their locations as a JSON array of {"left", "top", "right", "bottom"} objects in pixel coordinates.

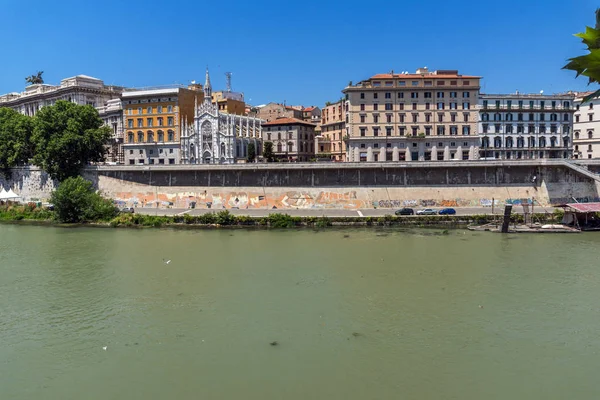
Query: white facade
[
  {"left": 0, "top": 75, "right": 122, "bottom": 116},
  {"left": 181, "top": 69, "right": 262, "bottom": 164},
  {"left": 573, "top": 94, "right": 600, "bottom": 159},
  {"left": 478, "top": 93, "right": 575, "bottom": 160},
  {"left": 97, "top": 98, "right": 124, "bottom": 163}
]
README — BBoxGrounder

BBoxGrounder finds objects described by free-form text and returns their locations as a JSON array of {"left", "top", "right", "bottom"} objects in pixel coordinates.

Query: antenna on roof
[
  {"left": 540, "top": 90, "right": 544, "bottom": 94},
  {"left": 225, "top": 72, "right": 232, "bottom": 92}
]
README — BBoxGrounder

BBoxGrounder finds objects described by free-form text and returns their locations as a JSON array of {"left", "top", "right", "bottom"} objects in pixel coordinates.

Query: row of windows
[
  {"left": 359, "top": 126, "right": 472, "bottom": 136},
  {"left": 574, "top": 144, "right": 595, "bottom": 152},
  {"left": 272, "top": 142, "right": 313, "bottom": 153},
  {"left": 574, "top": 114, "right": 594, "bottom": 122},
  {"left": 129, "top": 158, "right": 176, "bottom": 165},
  {"left": 481, "top": 113, "right": 569, "bottom": 122},
  {"left": 576, "top": 103, "right": 593, "bottom": 111},
  {"left": 129, "top": 148, "right": 175, "bottom": 155},
  {"left": 266, "top": 132, "right": 314, "bottom": 141},
  {"left": 127, "top": 117, "right": 175, "bottom": 128},
  {"left": 481, "top": 136, "right": 568, "bottom": 148},
  {"left": 359, "top": 102, "right": 471, "bottom": 111},
  {"left": 127, "top": 105, "right": 175, "bottom": 115},
  {"left": 370, "top": 80, "right": 471, "bottom": 88},
  {"left": 482, "top": 124, "right": 570, "bottom": 134},
  {"left": 361, "top": 91, "right": 471, "bottom": 100},
  {"left": 482, "top": 100, "right": 571, "bottom": 109},
  {"left": 361, "top": 113, "right": 471, "bottom": 124},
  {"left": 266, "top": 125, "right": 312, "bottom": 131},
  {"left": 574, "top": 131, "right": 595, "bottom": 139},
  {"left": 127, "top": 130, "right": 176, "bottom": 143},
  {"left": 356, "top": 141, "right": 471, "bottom": 149}
]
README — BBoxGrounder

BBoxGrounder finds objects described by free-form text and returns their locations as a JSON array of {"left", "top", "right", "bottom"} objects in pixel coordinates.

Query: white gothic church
[{"left": 180, "top": 69, "right": 262, "bottom": 164}]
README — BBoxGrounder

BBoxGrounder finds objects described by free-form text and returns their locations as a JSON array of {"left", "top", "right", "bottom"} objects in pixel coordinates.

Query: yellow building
[
  {"left": 122, "top": 86, "right": 203, "bottom": 165},
  {"left": 211, "top": 90, "right": 245, "bottom": 115},
  {"left": 318, "top": 101, "right": 347, "bottom": 161}
]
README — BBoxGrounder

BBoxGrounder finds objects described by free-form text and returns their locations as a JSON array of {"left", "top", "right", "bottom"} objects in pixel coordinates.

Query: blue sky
[{"left": 0, "top": 0, "right": 598, "bottom": 106}]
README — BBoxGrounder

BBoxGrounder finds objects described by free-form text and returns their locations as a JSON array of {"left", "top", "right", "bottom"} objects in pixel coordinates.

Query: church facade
[{"left": 180, "top": 69, "right": 262, "bottom": 164}]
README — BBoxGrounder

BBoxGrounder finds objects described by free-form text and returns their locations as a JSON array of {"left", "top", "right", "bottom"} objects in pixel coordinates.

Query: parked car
[
  {"left": 121, "top": 207, "right": 135, "bottom": 214},
  {"left": 416, "top": 208, "right": 437, "bottom": 215},
  {"left": 438, "top": 208, "right": 457, "bottom": 215},
  {"left": 395, "top": 208, "right": 414, "bottom": 216}
]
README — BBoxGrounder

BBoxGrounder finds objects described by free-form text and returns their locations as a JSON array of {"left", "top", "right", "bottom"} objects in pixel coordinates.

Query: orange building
[{"left": 122, "top": 86, "right": 203, "bottom": 165}]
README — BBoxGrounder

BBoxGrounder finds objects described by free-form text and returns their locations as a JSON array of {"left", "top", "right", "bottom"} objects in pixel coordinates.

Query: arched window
[
  {"left": 551, "top": 113, "right": 557, "bottom": 121},
  {"left": 528, "top": 137, "right": 535, "bottom": 148},
  {"left": 506, "top": 136, "right": 513, "bottom": 148},
  {"left": 482, "top": 113, "right": 489, "bottom": 121},
  {"left": 517, "top": 137, "right": 524, "bottom": 148},
  {"left": 539, "top": 137, "right": 547, "bottom": 147},
  {"left": 506, "top": 113, "right": 513, "bottom": 121},
  {"left": 147, "top": 131, "right": 154, "bottom": 142},
  {"left": 221, "top": 142, "right": 226, "bottom": 156},
  {"left": 494, "top": 136, "right": 502, "bottom": 148},
  {"left": 550, "top": 136, "right": 557, "bottom": 147},
  {"left": 589, "top": 131, "right": 594, "bottom": 139},
  {"left": 128, "top": 132, "right": 134, "bottom": 143},
  {"left": 157, "top": 130, "right": 164, "bottom": 142},
  {"left": 137, "top": 131, "right": 144, "bottom": 143},
  {"left": 563, "top": 136, "right": 569, "bottom": 147},
  {"left": 481, "top": 137, "right": 490, "bottom": 148},
  {"left": 167, "top": 130, "right": 174, "bottom": 141},
  {"left": 575, "top": 131, "right": 580, "bottom": 139},
  {"left": 563, "top": 113, "right": 569, "bottom": 121}
]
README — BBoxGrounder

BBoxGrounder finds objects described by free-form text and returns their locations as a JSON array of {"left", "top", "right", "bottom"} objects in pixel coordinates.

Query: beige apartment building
[
  {"left": 257, "top": 102, "right": 303, "bottom": 122},
  {"left": 343, "top": 68, "right": 481, "bottom": 162},
  {"left": 262, "top": 117, "right": 316, "bottom": 161},
  {"left": 573, "top": 93, "right": 600, "bottom": 159},
  {"left": 317, "top": 100, "right": 347, "bottom": 161}
]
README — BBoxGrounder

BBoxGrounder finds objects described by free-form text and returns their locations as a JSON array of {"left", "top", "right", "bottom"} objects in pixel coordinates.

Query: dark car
[
  {"left": 438, "top": 208, "right": 456, "bottom": 215},
  {"left": 120, "top": 207, "right": 135, "bottom": 214},
  {"left": 395, "top": 208, "right": 415, "bottom": 215}
]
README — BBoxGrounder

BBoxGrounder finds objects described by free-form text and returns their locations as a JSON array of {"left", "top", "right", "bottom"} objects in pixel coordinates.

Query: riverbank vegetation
[{"left": 0, "top": 203, "right": 565, "bottom": 230}]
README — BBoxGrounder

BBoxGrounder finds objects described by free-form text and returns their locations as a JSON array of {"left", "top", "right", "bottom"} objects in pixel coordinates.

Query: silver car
[{"left": 416, "top": 208, "right": 437, "bottom": 215}]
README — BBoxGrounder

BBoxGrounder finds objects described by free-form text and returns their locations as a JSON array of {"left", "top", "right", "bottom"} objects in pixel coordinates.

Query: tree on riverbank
[
  {"left": 32, "top": 101, "right": 111, "bottom": 181},
  {"left": 247, "top": 142, "right": 256, "bottom": 163},
  {"left": 0, "top": 108, "right": 33, "bottom": 171},
  {"left": 564, "top": 9, "right": 600, "bottom": 101},
  {"left": 263, "top": 141, "right": 274, "bottom": 162},
  {"left": 50, "top": 176, "right": 118, "bottom": 223}
]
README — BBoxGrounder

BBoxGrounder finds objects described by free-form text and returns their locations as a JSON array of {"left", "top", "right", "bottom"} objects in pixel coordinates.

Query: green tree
[
  {"left": 263, "top": 141, "right": 275, "bottom": 162},
  {"left": 247, "top": 142, "right": 256, "bottom": 162},
  {"left": 32, "top": 101, "right": 111, "bottom": 181},
  {"left": 50, "top": 176, "right": 118, "bottom": 223},
  {"left": 564, "top": 9, "right": 600, "bottom": 101},
  {"left": 0, "top": 108, "right": 33, "bottom": 170}
]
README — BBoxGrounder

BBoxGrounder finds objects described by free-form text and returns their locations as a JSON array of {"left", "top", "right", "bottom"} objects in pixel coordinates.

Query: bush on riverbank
[
  {"left": 50, "top": 176, "right": 118, "bottom": 223},
  {"left": 0, "top": 204, "right": 54, "bottom": 221},
  {"left": 105, "top": 211, "right": 555, "bottom": 229}
]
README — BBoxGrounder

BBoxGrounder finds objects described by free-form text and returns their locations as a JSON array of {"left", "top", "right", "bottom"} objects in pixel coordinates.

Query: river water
[{"left": 1, "top": 224, "right": 600, "bottom": 399}]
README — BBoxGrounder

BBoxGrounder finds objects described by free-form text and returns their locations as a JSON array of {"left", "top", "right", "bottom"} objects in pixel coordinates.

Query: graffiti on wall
[{"left": 548, "top": 196, "right": 600, "bottom": 206}]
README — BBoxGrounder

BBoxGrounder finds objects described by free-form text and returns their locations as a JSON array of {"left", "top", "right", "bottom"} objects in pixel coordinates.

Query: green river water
[{"left": 1, "top": 224, "right": 600, "bottom": 399}]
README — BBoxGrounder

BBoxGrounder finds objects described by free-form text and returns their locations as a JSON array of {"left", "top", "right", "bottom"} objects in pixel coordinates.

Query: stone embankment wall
[{"left": 1, "top": 161, "right": 598, "bottom": 209}]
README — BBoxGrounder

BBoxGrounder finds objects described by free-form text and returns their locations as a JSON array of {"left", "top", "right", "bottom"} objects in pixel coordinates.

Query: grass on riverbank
[{"left": 0, "top": 207, "right": 564, "bottom": 229}]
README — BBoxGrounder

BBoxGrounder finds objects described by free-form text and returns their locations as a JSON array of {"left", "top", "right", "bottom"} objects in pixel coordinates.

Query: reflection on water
[{"left": 1, "top": 224, "right": 600, "bottom": 400}]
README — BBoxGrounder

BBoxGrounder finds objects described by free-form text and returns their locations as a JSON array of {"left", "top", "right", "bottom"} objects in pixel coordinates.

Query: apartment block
[
  {"left": 478, "top": 93, "right": 575, "bottom": 160},
  {"left": 573, "top": 93, "right": 600, "bottom": 159},
  {"left": 317, "top": 100, "right": 347, "bottom": 161},
  {"left": 344, "top": 68, "right": 481, "bottom": 162},
  {"left": 262, "top": 117, "right": 316, "bottom": 161},
  {"left": 122, "top": 86, "right": 203, "bottom": 165}
]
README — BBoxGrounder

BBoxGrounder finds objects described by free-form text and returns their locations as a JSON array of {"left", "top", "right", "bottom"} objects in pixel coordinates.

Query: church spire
[{"left": 204, "top": 67, "right": 212, "bottom": 101}]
